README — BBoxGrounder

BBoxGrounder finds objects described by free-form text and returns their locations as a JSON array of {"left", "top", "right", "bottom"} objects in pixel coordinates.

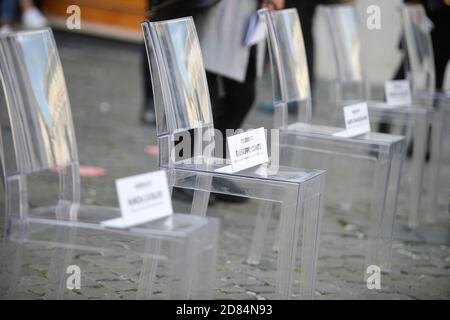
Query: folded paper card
[
  {"left": 226, "top": 127, "right": 269, "bottom": 173},
  {"left": 333, "top": 102, "right": 371, "bottom": 138},
  {"left": 101, "top": 170, "right": 173, "bottom": 229},
  {"left": 385, "top": 79, "right": 412, "bottom": 107}
]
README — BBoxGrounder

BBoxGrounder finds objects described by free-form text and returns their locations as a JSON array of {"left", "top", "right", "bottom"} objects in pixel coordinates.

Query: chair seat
[
  {"left": 23, "top": 205, "right": 210, "bottom": 239},
  {"left": 285, "top": 122, "right": 405, "bottom": 146},
  {"left": 167, "top": 156, "right": 324, "bottom": 185},
  {"left": 367, "top": 100, "right": 434, "bottom": 115},
  {"left": 414, "top": 90, "right": 450, "bottom": 103}
]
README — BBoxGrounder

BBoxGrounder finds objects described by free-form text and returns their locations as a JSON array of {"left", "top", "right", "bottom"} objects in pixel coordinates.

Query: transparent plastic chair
[
  {"left": 142, "top": 17, "right": 326, "bottom": 299},
  {"left": 401, "top": 3, "right": 450, "bottom": 223},
  {"left": 259, "top": 8, "right": 406, "bottom": 272},
  {"left": 0, "top": 29, "right": 219, "bottom": 300},
  {"left": 318, "top": 4, "right": 436, "bottom": 227}
]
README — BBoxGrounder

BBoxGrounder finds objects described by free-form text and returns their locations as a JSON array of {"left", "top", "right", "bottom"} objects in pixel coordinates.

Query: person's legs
[
  {"left": 221, "top": 74, "right": 256, "bottom": 131},
  {"left": 206, "top": 72, "right": 220, "bottom": 109},
  {"left": 207, "top": 72, "right": 227, "bottom": 157},
  {"left": 429, "top": 10, "right": 450, "bottom": 91}
]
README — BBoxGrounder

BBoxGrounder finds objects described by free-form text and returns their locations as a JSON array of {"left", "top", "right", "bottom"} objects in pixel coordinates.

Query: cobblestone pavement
[{"left": 0, "top": 31, "right": 449, "bottom": 300}]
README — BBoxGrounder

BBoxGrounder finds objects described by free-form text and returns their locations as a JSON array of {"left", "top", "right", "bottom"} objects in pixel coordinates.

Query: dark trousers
[{"left": 206, "top": 46, "right": 257, "bottom": 156}]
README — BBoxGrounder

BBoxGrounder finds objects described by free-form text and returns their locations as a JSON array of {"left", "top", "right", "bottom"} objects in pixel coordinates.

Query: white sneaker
[
  {"left": 22, "top": 7, "right": 48, "bottom": 29},
  {"left": 0, "top": 25, "right": 13, "bottom": 34}
]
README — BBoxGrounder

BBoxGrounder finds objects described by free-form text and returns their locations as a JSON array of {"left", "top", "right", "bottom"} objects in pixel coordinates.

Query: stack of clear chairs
[
  {"left": 0, "top": 29, "right": 219, "bottom": 300},
  {"left": 401, "top": 3, "right": 450, "bottom": 223},
  {"left": 259, "top": 8, "right": 406, "bottom": 273},
  {"left": 142, "top": 17, "right": 326, "bottom": 299},
  {"left": 318, "top": 4, "right": 435, "bottom": 227}
]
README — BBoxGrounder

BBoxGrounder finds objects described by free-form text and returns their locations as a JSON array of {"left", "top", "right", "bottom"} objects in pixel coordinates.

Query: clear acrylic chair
[
  {"left": 0, "top": 29, "right": 219, "bottom": 300},
  {"left": 142, "top": 17, "right": 326, "bottom": 299},
  {"left": 259, "top": 8, "right": 406, "bottom": 273},
  {"left": 318, "top": 4, "right": 435, "bottom": 227},
  {"left": 401, "top": 3, "right": 450, "bottom": 223}
]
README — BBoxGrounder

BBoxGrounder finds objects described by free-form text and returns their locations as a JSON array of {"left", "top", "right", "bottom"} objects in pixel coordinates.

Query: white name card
[
  {"left": 385, "top": 79, "right": 412, "bottom": 107},
  {"left": 101, "top": 170, "right": 173, "bottom": 229},
  {"left": 333, "top": 102, "right": 371, "bottom": 138},
  {"left": 227, "top": 127, "right": 269, "bottom": 173}
]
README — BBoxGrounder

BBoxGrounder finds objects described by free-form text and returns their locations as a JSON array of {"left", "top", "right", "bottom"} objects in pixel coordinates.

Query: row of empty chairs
[{"left": 0, "top": 2, "right": 447, "bottom": 299}]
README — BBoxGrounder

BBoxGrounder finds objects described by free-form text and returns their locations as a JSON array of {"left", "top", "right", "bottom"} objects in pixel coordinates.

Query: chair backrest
[
  {"left": 0, "top": 29, "right": 80, "bottom": 224},
  {"left": 259, "top": 8, "right": 312, "bottom": 127},
  {"left": 318, "top": 4, "right": 371, "bottom": 109},
  {"left": 320, "top": 4, "right": 365, "bottom": 84},
  {"left": 0, "top": 29, "right": 79, "bottom": 177},
  {"left": 401, "top": 3, "right": 435, "bottom": 93},
  {"left": 142, "top": 19, "right": 213, "bottom": 132},
  {"left": 142, "top": 17, "right": 215, "bottom": 167}
]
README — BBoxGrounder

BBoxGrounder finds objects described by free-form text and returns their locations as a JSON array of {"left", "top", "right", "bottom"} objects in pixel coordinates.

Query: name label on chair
[
  {"left": 101, "top": 170, "right": 173, "bottom": 229},
  {"left": 227, "top": 127, "right": 269, "bottom": 173},
  {"left": 384, "top": 79, "right": 412, "bottom": 107},
  {"left": 333, "top": 102, "right": 371, "bottom": 138}
]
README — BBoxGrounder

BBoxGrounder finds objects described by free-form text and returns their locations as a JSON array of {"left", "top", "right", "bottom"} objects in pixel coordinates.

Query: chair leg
[
  {"left": 372, "top": 143, "right": 403, "bottom": 272},
  {"left": 272, "top": 215, "right": 281, "bottom": 252},
  {"left": 44, "top": 226, "right": 77, "bottom": 299},
  {"left": 426, "top": 109, "right": 446, "bottom": 223},
  {"left": 57, "top": 162, "right": 81, "bottom": 220},
  {"left": 366, "top": 157, "right": 393, "bottom": 273},
  {"left": 329, "top": 81, "right": 342, "bottom": 125},
  {"left": 2, "top": 174, "right": 28, "bottom": 299},
  {"left": 190, "top": 175, "right": 212, "bottom": 217},
  {"left": 136, "top": 238, "right": 161, "bottom": 300},
  {"left": 299, "top": 191, "right": 323, "bottom": 300},
  {"left": 335, "top": 156, "right": 359, "bottom": 212},
  {"left": 0, "top": 239, "right": 24, "bottom": 298},
  {"left": 247, "top": 200, "right": 273, "bottom": 265},
  {"left": 275, "top": 200, "right": 301, "bottom": 299},
  {"left": 408, "top": 116, "right": 427, "bottom": 227},
  {"left": 189, "top": 220, "right": 219, "bottom": 299},
  {"left": 168, "top": 235, "right": 195, "bottom": 299}
]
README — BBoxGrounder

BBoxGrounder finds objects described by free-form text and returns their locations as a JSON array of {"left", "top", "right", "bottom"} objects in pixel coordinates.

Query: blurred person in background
[
  {"left": 0, "top": 0, "right": 47, "bottom": 33},
  {"left": 192, "top": 0, "right": 285, "bottom": 203},
  {"left": 141, "top": 0, "right": 284, "bottom": 203},
  {"left": 141, "top": 0, "right": 284, "bottom": 133},
  {"left": 258, "top": 0, "right": 353, "bottom": 112},
  {"left": 197, "top": 0, "right": 284, "bottom": 158}
]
